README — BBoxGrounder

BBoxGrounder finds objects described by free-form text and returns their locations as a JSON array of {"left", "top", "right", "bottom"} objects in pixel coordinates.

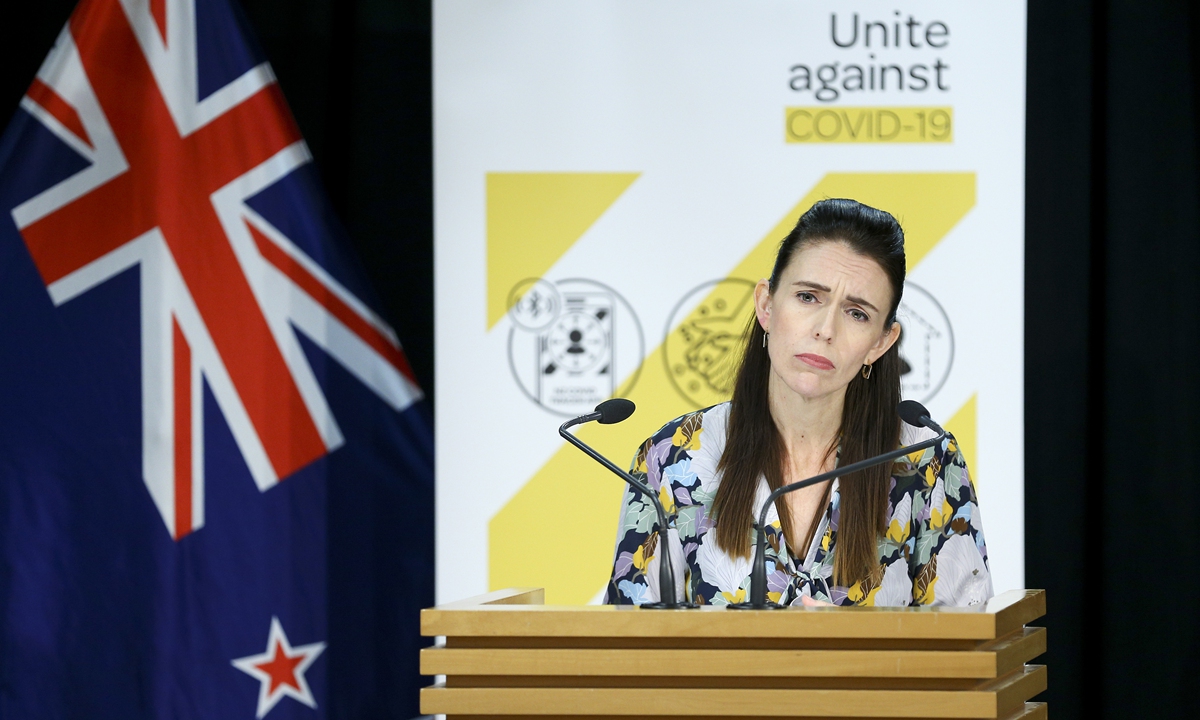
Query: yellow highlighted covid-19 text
[{"left": 785, "top": 107, "right": 952, "bottom": 143}]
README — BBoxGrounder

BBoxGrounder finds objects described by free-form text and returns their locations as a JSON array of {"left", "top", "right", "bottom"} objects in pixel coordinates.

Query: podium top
[{"left": 422, "top": 588, "right": 1045, "bottom": 642}]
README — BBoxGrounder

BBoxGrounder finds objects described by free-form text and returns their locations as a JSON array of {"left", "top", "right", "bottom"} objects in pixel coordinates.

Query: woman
[{"left": 605, "top": 198, "right": 991, "bottom": 607}]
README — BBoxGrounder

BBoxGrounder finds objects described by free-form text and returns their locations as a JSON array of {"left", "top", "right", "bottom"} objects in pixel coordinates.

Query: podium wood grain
[{"left": 420, "top": 588, "right": 1048, "bottom": 719}]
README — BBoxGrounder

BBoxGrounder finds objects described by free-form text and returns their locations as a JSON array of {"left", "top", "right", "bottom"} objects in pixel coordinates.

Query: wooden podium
[{"left": 420, "top": 587, "right": 1047, "bottom": 719}]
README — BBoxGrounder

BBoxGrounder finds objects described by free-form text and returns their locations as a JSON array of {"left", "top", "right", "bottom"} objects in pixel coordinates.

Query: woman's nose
[{"left": 813, "top": 307, "right": 836, "bottom": 341}]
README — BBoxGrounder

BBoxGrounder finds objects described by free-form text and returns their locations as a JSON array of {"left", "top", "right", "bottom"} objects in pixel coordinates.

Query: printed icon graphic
[
  {"left": 508, "top": 278, "right": 643, "bottom": 417},
  {"left": 897, "top": 281, "right": 955, "bottom": 403},
  {"left": 664, "top": 278, "right": 756, "bottom": 409}
]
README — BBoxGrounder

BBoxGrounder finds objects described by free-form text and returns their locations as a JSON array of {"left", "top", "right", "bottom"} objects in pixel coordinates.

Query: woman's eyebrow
[
  {"left": 792, "top": 280, "right": 880, "bottom": 313},
  {"left": 792, "top": 280, "right": 831, "bottom": 291}
]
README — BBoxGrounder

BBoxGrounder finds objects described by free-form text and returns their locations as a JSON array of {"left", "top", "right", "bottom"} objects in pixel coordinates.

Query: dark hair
[{"left": 712, "top": 198, "right": 906, "bottom": 587}]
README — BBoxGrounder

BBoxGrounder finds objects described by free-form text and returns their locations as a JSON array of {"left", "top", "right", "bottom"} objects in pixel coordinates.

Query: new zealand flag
[{"left": 0, "top": 0, "right": 433, "bottom": 717}]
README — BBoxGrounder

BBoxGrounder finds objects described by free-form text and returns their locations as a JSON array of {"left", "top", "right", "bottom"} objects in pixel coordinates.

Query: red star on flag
[{"left": 232, "top": 617, "right": 326, "bottom": 718}]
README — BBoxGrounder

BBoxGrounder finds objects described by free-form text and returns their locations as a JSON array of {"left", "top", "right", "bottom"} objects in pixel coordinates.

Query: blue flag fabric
[{"left": 0, "top": 0, "right": 433, "bottom": 717}]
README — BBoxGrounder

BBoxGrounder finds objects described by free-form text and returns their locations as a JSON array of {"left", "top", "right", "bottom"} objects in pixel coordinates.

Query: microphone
[
  {"left": 562, "top": 398, "right": 636, "bottom": 429},
  {"left": 729, "top": 400, "right": 947, "bottom": 610},
  {"left": 898, "top": 399, "right": 945, "bottom": 435},
  {"left": 559, "top": 399, "right": 695, "bottom": 609}
]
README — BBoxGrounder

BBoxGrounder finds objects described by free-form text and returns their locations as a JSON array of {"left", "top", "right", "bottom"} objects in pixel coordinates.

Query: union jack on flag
[{"left": 0, "top": 0, "right": 433, "bottom": 717}]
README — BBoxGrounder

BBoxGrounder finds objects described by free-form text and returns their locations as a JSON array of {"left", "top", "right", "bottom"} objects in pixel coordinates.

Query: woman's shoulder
[
  {"left": 631, "top": 402, "right": 730, "bottom": 481},
  {"left": 640, "top": 401, "right": 729, "bottom": 446},
  {"left": 890, "top": 424, "right": 972, "bottom": 499}
]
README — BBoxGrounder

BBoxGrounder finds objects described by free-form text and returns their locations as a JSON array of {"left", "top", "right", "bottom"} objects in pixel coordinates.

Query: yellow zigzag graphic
[
  {"left": 489, "top": 173, "right": 976, "bottom": 604},
  {"left": 486, "top": 172, "right": 640, "bottom": 329}
]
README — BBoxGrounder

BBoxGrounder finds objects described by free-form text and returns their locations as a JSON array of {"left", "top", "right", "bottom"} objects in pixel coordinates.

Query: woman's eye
[
  {"left": 849, "top": 309, "right": 869, "bottom": 322},
  {"left": 797, "top": 291, "right": 816, "bottom": 303}
]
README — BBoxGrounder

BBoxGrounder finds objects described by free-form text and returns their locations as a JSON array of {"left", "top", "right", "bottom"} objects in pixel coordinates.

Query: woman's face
[{"left": 754, "top": 240, "right": 901, "bottom": 402}]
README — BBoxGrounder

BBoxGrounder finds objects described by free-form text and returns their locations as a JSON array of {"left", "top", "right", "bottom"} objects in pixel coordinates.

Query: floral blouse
[{"left": 604, "top": 402, "right": 993, "bottom": 607}]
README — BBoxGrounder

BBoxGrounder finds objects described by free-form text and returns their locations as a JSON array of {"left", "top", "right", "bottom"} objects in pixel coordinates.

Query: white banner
[{"left": 434, "top": 0, "right": 1026, "bottom": 604}]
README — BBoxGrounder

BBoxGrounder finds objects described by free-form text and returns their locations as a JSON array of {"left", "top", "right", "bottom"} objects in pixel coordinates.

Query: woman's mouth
[{"left": 797, "top": 353, "right": 835, "bottom": 370}]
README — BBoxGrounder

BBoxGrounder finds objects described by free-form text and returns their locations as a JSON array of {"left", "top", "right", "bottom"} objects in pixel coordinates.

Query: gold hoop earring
[
  {"left": 861, "top": 364, "right": 872, "bottom": 379},
  {"left": 762, "top": 331, "right": 769, "bottom": 348}
]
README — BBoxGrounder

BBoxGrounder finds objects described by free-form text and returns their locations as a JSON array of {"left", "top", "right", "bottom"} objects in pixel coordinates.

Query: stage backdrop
[{"left": 434, "top": 0, "right": 1026, "bottom": 604}]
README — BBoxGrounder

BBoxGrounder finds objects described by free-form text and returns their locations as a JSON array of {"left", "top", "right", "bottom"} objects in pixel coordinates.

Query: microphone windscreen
[
  {"left": 898, "top": 400, "right": 930, "bottom": 427},
  {"left": 596, "top": 398, "right": 636, "bottom": 425}
]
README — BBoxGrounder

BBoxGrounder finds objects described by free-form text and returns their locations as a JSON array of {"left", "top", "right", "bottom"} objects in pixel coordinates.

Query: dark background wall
[
  {"left": 4, "top": 1, "right": 1200, "bottom": 718},
  {"left": 1025, "top": 1, "right": 1200, "bottom": 718}
]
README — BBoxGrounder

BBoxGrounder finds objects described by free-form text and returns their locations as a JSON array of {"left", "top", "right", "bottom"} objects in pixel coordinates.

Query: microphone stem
[{"left": 559, "top": 424, "right": 681, "bottom": 608}]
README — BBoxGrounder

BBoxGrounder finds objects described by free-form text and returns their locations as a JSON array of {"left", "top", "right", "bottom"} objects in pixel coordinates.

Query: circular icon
[
  {"left": 507, "top": 278, "right": 644, "bottom": 418},
  {"left": 507, "top": 278, "right": 562, "bottom": 332},
  {"left": 663, "top": 278, "right": 756, "bottom": 409},
  {"left": 897, "top": 281, "right": 955, "bottom": 403}
]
